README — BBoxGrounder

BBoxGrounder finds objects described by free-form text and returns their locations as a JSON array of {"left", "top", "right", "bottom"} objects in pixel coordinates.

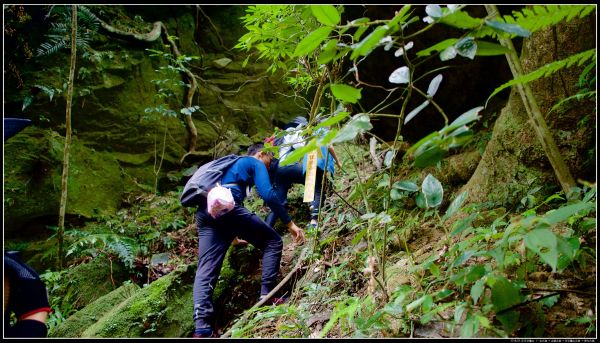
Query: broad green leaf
[
  {"left": 393, "top": 180, "right": 419, "bottom": 192},
  {"left": 315, "top": 111, "right": 349, "bottom": 130},
  {"left": 489, "top": 275, "right": 522, "bottom": 312},
  {"left": 388, "top": 5, "right": 412, "bottom": 29},
  {"left": 460, "top": 312, "right": 478, "bottom": 337},
  {"left": 293, "top": 26, "right": 332, "bottom": 57},
  {"left": 471, "top": 278, "right": 485, "bottom": 305},
  {"left": 525, "top": 229, "right": 558, "bottom": 271},
  {"left": 350, "top": 25, "right": 389, "bottom": 60},
  {"left": 332, "top": 114, "right": 372, "bottom": 143},
  {"left": 497, "top": 309, "right": 520, "bottom": 334},
  {"left": 440, "top": 106, "right": 483, "bottom": 135},
  {"left": 475, "top": 40, "right": 511, "bottom": 56},
  {"left": 444, "top": 191, "right": 468, "bottom": 220},
  {"left": 404, "top": 100, "right": 429, "bottom": 124},
  {"left": 311, "top": 5, "right": 340, "bottom": 26},
  {"left": 542, "top": 202, "right": 595, "bottom": 226},
  {"left": 405, "top": 131, "right": 439, "bottom": 157},
  {"left": 377, "top": 174, "right": 390, "bottom": 188},
  {"left": 384, "top": 150, "right": 395, "bottom": 167},
  {"left": 279, "top": 140, "right": 316, "bottom": 166},
  {"left": 406, "top": 294, "right": 432, "bottom": 312},
  {"left": 416, "top": 38, "right": 457, "bottom": 57},
  {"left": 456, "top": 37, "right": 477, "bottom": 60},
  {"left": 439, "top": 9, "right": 482, "bottom": 29},
  {"left": 485, "top": 20, "right": 531, "bottom": 37},
  {"left": 317, "top": 39, "right": 338, "bottom": 64},
  {"left": 451, "top": 265, "right": 486, "bottom": 286},
  {"left": 422, "top": 174, "right": 443, "bottom": 208},
  {"left": 414, "top": 145, "right": 445, "bottom": 168},
  {"left": 450, "top": 213, "right": 476, "bottom": 237},
  {"left": 390, "top": 188, "right": 404, "bottom": 200},
  {"left": 415, "top": 192, "right": 426, "bottom": 209},
  {"left": 330, "top": 83, "right": 362, "bottom": 103}
]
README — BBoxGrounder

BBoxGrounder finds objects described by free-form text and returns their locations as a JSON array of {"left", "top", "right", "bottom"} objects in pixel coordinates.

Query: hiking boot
[{"left": 192, "top": 327, "right": 214, "bottom": 338}]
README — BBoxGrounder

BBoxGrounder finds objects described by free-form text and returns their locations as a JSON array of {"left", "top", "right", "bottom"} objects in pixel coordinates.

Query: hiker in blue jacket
[
  {"left": 265, "top": 116, "right": 341, "bottom": 229},
  {"left": 192, "top": 142, "right": 305, "bottom": 338}
]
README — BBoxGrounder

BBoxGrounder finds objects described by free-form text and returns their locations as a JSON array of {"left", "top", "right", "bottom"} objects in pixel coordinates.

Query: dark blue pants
[
  {"left": 193, "top": 204, "right": 283, "bottom": 327},
  {"left": 266, "top": 162, "right": 329, "bottom": 226}
]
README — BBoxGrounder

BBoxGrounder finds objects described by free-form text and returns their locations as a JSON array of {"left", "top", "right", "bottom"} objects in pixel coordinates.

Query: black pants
[{"left": 192, "top": 205, "right": 283, "bottom": 327}]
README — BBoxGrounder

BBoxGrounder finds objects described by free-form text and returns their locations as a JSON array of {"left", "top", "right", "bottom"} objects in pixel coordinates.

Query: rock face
[
  {"left": 461, "top": 14, "right": 596, "bottom": 205},
  {"left": 3, "top": 5, "right": 305, "bottom": 235}
]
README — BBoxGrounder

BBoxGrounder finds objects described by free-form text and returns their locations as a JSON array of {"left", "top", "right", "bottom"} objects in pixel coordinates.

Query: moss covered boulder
[{"left": 3, "top": 126, "right": 128, "bottom": 238}]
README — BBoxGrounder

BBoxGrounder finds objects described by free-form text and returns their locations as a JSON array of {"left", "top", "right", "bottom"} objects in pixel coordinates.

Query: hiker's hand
[
  {"left": 287, "top": 221, "right": 305, "bottom": 244},
  {"left": 232, "top": 237, "right": 248, "bottom": 246}
]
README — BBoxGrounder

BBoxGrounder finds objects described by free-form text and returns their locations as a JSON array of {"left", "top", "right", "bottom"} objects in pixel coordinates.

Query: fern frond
[
  {"left": 473, "top": 5, "right": 595, "bottom": 39},
  {"left": 504, "top": 5, "right": 595, "bottom": 34},
  {"left": 549, "top": 90, "right": 596, "bottom": 115},
  {"left": 486, "top": 48, "right": 596, "bottom": 104}
]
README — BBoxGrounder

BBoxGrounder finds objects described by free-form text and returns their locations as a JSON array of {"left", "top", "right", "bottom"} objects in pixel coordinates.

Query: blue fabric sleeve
[
  {"left": 252, "top": 160, "right": 292, "bottom": 224},
  {"left": 222, "top": 157, "right": 292, "bottom": 224}
]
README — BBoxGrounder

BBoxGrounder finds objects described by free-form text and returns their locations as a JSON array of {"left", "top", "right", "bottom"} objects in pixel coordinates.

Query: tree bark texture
[{"left": 461, "top": 12, "right": 596, "bottom": 206}]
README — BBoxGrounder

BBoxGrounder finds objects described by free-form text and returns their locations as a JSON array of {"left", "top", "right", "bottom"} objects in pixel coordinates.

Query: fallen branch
[{"left": 221, "top": 245, "right": 309, "bottom": 338}]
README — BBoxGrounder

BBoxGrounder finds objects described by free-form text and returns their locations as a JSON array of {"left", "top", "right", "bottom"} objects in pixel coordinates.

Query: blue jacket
[{"left": 221, "top": 156, "right": 292, "bottom": 224}]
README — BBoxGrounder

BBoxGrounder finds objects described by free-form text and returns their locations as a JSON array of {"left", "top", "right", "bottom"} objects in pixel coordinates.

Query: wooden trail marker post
[{"left": 303, "top": 150, "right": 318, "bottom": 202}]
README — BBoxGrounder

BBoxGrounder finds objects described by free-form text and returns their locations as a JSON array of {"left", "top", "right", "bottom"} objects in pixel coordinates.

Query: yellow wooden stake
[{"left": 303, "top": 150, "right": 318, "bottom": 202}]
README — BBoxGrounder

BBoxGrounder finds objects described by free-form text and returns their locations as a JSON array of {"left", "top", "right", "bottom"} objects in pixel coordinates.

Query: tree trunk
[
  {"left": 461, "top": 13, "right": 596, "bottom": 206},
  {"left": 58, "top": 5, "right": 78, "bottom": 269}
]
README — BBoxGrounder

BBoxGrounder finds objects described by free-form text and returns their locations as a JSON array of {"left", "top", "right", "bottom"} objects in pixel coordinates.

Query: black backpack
[{"left": 180, "top": 154, "right": 242, "bottom": 207}]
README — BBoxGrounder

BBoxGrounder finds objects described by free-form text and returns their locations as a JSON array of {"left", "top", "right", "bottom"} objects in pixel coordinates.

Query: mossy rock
[
  {"left": 3, "top": 127, "right": 127, "bottom": 238},
  {"left": 76, "top": 263, "right": 197, "bottom": 338},
  {"left": 49, "top": 281, "right": 140, "bottom": 338}
]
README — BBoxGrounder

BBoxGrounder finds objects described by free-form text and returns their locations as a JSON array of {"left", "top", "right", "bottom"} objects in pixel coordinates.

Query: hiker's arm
[
  {"left": 253, "top": 162, "right": 292, "bottom": 224},
  {"left": 328, "top": 145, "right": 342, "bottom": 168}
]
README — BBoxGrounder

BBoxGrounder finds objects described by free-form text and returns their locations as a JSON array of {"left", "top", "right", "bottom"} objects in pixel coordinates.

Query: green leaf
[
  {"left": 293, "top": 26, "right": 332, "bottom": 57},
  {"left": 392, "top": 180, "right": 419, "bottom": 192},
  {"left": 439, "top": 10, "right": 482, "bottom": 29},
  {"left": 416, "top": 38, "right": 457, "bottom": 57},
  {"left": 311, "top": 5, "right": 340, "bottom": 26},
  {"left": 330, "top": 83, "right": 362, "bottom": 104},
  {"left": 350, "top": 25, "right": 389, "bottom": 60},
  {"left": 443, "top": 191, "right": 468, "bottom": 221},
  {"left": 525, "top": 229, "right": 558, "bottom": 272},
  {"left": 388, "top": 5, "right": 412, "bottom": 29},
  {"left": 414, "top": 145, "right": 445, "bottom": 168},
  {"left": 475, "top": 40, "right": 511, "bottom": 56},
  {"left": 332, "top": 114, "right": 372, "bottom": 143},
  {"left": 471, "top": 278, "right": 485, "bottom": 305},
  {"left": 485, "top": 20, "right": 531, "bottom": 37},
  {"left": 405, "top": 131, "right": 439, "bottom": 157},
  {"left": 542, "top": 202, "right": 595, "bottom": 226},
  {"left": 415, "top": 192, "right": 426, "bottom": 209},
  {"left": 489, "top": 275, "right": 522, "bottom": 312},
  {"left": 422, "top": 174, "right": 443, "bottom": 208},
  {"left": 440, "top": 106, "right": 483, "bottom": 135},
  {"left": 317, "top": 39, "right": 338, "bottom": 64},
  {"left": 315, "top": 111, "right": 349, "bottom": 130},
  {"left": 279, "top": 140, "right": 316, "bottom": 166},
  {"left": 390, "top": 189, "right": 404, "bottom": 200}
]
